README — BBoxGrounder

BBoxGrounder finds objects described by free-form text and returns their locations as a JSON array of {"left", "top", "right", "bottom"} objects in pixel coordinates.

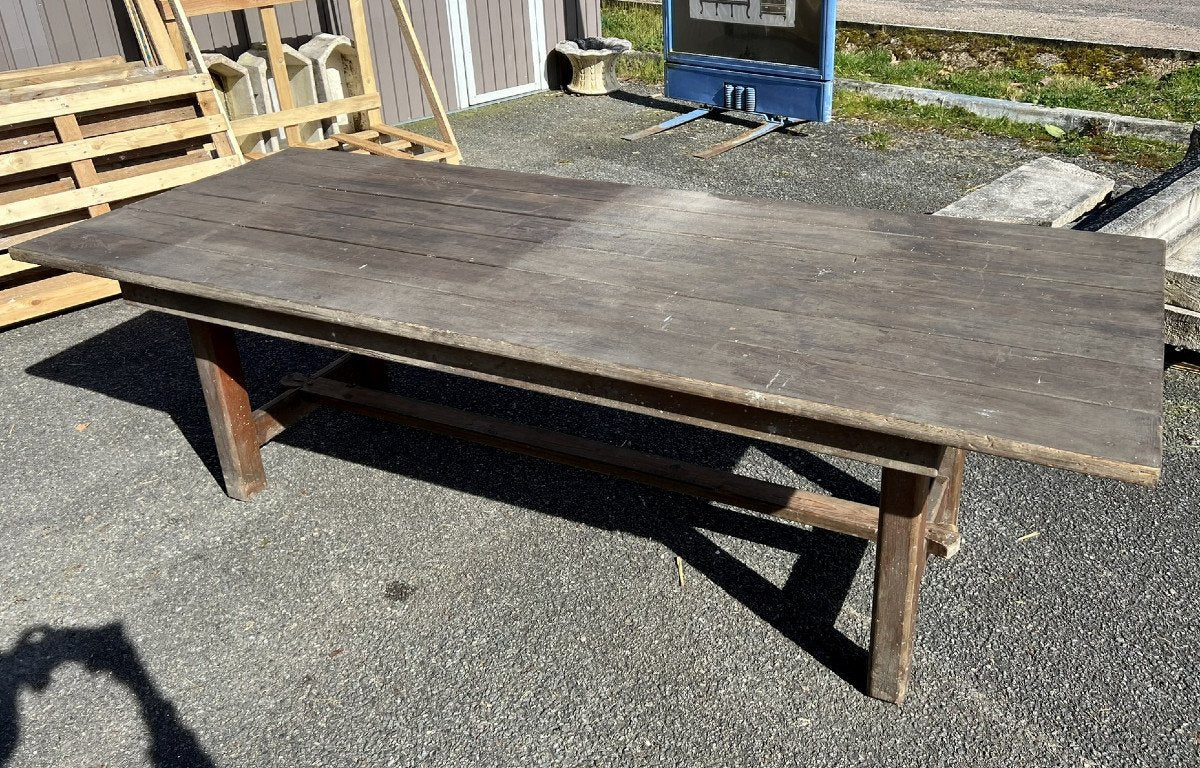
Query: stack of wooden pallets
[{"left": 0, "top": 55, "right": 242, "bottom": 328}]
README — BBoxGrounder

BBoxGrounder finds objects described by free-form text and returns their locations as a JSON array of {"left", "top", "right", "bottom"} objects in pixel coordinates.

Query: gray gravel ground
[{"left": 1, "top": 88, "right": 1198, "bottom": 767}]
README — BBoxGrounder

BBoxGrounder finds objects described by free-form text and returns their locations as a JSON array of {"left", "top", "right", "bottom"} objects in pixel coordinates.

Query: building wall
[{"left": 0, "top": 0, "right": 600, "bottom": 121}]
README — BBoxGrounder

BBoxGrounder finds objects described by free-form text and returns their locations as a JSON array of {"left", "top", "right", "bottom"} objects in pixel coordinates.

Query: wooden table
[{"left": 14, "top": 150, "right": 1165, "bottom": 705}]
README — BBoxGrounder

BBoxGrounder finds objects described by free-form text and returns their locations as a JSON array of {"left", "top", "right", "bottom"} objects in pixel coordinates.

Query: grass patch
[
  {"left": 616, "top": 54, "right": 664, "bottom": 85},
  {"left": 836, "top": 90, "right": 1185, "bottom": 170},
  {"left": 836, "top": 27, "right": 1200, "bottom": 123},
  {"left": 858, "top": 130, "right": 894, "bottom": 150},
  {"left": 602, "top": 3, "right": 664, "bottom": 53}
]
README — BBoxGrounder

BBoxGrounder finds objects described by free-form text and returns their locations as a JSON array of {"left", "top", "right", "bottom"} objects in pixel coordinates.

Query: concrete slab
[
  {"left": 238, "top": 44, "right": 323, "bottom": 146},
  {"left": 934, "top": 156, "right": 1114, "bottom": 227},
  {"left": 1165, "top": 303, "right": 1200, "bottom": 348},
  {"left": 235, "top": 52, "right": 281, "bottom": 154},
  {"left": 203, "top": 53, "right": 267, "bottom": 156},
  {"left": 298, "top": 33, "right": 366, "bottom": 136}
]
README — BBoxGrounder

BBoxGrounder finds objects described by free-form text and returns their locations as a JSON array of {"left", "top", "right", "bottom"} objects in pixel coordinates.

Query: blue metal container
[{"left": 663, "top": 0, "right": 838, "bottom": 121}]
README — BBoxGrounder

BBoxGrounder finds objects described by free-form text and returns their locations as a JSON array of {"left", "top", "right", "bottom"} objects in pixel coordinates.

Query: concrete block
[
  {"left": 235, "top": 52, "right": 280, "bottom": 154},
  {"left": 1166, "top": 239, "right": 1200, "bottom": 313},
  {"left": 1165, "top": 304, "right": 1200, "bottom": 351},
  {"left": 935, "top": 156, "right": 1114, "bottom": 228},
  {"left": 238, "top": 44, "right": 323, "bottom": 147},
  {"left": 298, "top": 33, "right": 366, "bottom": 135},
  {"left": 203, "top": 53, "right": 267, "bottom": 156},
  {"left": 1100, "top": 164, "right": 1200, "bottom": 313},
  {"left": 1100, "top": 165, "right": 1200, "bottom": 247}
]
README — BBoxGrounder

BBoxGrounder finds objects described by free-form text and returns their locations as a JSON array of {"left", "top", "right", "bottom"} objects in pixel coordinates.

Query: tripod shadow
[
  {"left": 0, "top": 623, "right": 214, "bottom": 767},
  {"left": 27, "top": 312, "right": 875, "bottom": 689}
]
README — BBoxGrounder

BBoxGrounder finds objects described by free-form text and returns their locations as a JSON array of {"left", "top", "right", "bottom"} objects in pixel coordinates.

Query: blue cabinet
[{"left": 664, "top": 0, "right": 838, "bottom": 121}]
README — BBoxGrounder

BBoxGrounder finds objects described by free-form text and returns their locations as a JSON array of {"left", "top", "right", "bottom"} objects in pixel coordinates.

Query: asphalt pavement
[
  {"left": 1, "top": 89, "right": 1197, "bottom": 767},
  {"left": 840, "top": 0, "right": 1200, "bottom": 51}
]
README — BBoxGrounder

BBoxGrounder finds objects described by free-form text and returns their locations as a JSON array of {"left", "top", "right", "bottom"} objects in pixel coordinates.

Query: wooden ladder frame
[{"left": 128, "top": 0, "right": 460, "bottom": 163}]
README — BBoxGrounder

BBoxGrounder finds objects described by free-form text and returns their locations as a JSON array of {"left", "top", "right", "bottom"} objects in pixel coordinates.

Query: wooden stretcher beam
[{"left": 267, "top": 373, "right": 960, "bottom": 557}]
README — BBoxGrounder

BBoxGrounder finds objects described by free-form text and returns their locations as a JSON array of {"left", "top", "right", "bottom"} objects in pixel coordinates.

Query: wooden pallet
[
  {"left": 139, "top": 0, "right": 461, "bottom": 163},
  {"left": 0, "top": 56, "right": 242, "bottom": 328}
]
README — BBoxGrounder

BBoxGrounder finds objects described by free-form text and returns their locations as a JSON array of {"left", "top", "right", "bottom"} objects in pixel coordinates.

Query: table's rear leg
[
  {"left": 187, "top": 319, "right": 267, "bottom": 501},
  {"left": 869, "top": 467, "right": 933, "bottom": 704}
]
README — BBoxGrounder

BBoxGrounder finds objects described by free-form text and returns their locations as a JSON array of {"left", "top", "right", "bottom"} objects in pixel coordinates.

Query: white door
[{"left": 448, "top": 0, "right": 547, "bottom": 105}]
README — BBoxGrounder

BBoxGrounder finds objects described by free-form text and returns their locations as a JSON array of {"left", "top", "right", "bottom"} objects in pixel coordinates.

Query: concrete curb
[{"left": 836, "top": 79, "right": 1195, "bottom": 143}]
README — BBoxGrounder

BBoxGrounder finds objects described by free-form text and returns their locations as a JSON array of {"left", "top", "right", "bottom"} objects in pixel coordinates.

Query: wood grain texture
[
  {"left": 869, "top": 468, "right": 932, "bottom": 704},
  {"left": 187, "top": 319, "right": 267, "bottom": 500},
  {"left": 14, "top": 151, "right": 1165, "bottom": 483}
]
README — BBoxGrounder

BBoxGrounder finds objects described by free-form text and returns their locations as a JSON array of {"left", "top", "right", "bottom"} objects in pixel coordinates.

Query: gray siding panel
[{"left": 0, "top": 0, "right": 596, "bottom": 118}]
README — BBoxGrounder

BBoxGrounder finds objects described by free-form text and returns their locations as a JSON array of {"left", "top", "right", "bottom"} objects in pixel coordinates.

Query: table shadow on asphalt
[
  {"left": 0, "top": 623, "right": 216, "bottom": 768},
  {"left": 26, "top": 310, "right": 880, "bottom": 692}
]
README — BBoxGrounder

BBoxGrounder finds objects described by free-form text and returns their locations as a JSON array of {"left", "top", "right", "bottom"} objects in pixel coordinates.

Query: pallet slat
[
  {"left": 1, "top": 156, "right": 239, "bottom": 227},
  {"left": 0, "top": 72, "right": 211, "bottom": 125},
  {"left": 2, "top": 62, "right": 241, "bottom": 328},
  {"left": 0, "top": 272, "right": 120, "bottom": 328},
  {"left": 0, "top": 116, "right": 226, "bottom": 176}
]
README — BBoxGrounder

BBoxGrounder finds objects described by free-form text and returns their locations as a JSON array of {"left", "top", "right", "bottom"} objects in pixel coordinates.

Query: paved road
[
  {"left": 1, "top": 90, "right": 1197, "bottom": 767},
  {"left": 840, "top": 0, "right": 1200, "bottom": 51}
]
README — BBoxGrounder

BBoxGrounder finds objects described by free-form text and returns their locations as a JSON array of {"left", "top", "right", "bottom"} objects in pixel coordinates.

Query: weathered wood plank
[
  {"left": 14, "top": 153, "right": 1164, "bottom": 483},
  {"left": 282, "top": 149, "right": 1166, "bottom": 265},
  {"left": 125, "top": 284, "right": 945, "bottom": 478},
  {"left": 140, "top": 183, "right": 1165, "bottom": 371}
]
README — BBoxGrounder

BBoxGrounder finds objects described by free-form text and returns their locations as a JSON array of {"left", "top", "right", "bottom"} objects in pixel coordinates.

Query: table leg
[
  {"left": 868, "top": 467, "right": 933, "bottom": 704},
  {"left": 187, "top": 319, "right": 267, "bottom": 501}
]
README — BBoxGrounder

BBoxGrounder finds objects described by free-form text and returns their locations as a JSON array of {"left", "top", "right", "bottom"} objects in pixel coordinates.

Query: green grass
[
  {"left": 602, "top": 4, "right": 664, "bottom": 53},
  {"left": 598, "top": 2, "right": 1194, "bottom": 169},
  {"left": 836, "top": 29, "right": 1200, "bottom": 123},
  {"left": 858, "top": 130, "right": 894, "bottom": 150},
  {"left": 835, "top": 90, "right": 1185, "bottom": 170}
]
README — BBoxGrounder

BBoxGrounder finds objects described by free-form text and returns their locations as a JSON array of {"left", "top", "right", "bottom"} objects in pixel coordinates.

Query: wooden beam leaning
[
  {"left": 118, "top": 285, "right": 945, "bottom": 478},
  {"left": 385, "top": 0, "right": 460, "bottom": 159},
  {"left": 51, "top": 114, "right": 111, "bottom": 218},
  {"left": 333, "top": 132, "right": 415, "bottom": 159},
  {"left": 258, "top": 5, "right": 304, "bottom": 148},
  {"left": 277, "top": 373, "right": 957, "bottom": 556},
  {"left": 187, "top": 319, "right": 267, "bottom": 500},
  {"left": 345, "top": 0, "right": 384, "bottom": 127}
]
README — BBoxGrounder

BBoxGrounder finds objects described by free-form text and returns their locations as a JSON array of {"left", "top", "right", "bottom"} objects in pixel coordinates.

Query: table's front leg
[
  {"left": 869, "top": 467, "right": 934, "bottom": 704},
  {"left": 187, "top": 319, "right": 267, "bottom": 501}
]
